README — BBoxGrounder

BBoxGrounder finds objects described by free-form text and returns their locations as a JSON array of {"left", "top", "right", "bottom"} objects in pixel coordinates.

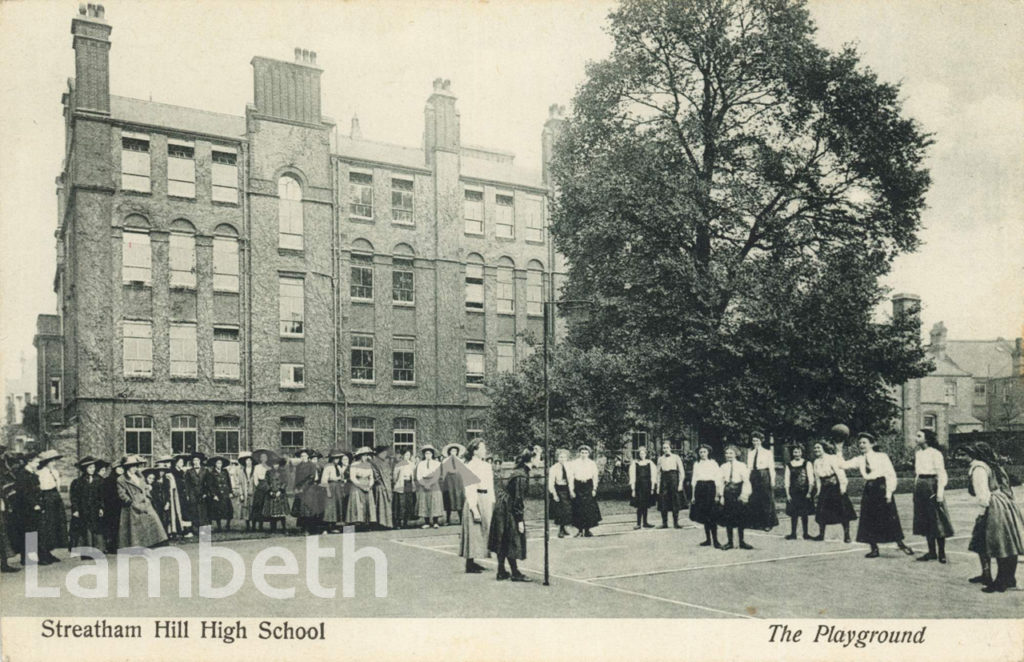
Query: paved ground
[{"left": 1, "top": 488, "right": 1020, "bottom": 619}]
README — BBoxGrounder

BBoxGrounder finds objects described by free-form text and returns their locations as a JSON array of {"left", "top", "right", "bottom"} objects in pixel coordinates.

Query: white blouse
[
  {"left": 463, "top": 457, "right": 495, "bottom": 514},
  {"left": 915, "top": 447, "right": 948, "bottom": 489},
  {"left": 37, "top": 465, "right": 60, "bottom": 491},
  {"left": 573, "top": 458, "right": 599, "bottom": 485},
  {"left": 657, "top": 453, "right": 685, "bottom": 475},
  {"left": 319, "top": 463, "right": 342, "bottom": 486},
  {"left": 253, "top": 464, "right": 268, "bottom": 485},
  {"left": 628, "top": 459, "right": 659, "bottom": 491},
  {"left": 691, "top": 459, "right": 724, "bottom": 497},
  {"left": 719, "top": 460, "right": 752, "bottom": 500},
  {"left": 968, "top": 460, "right": 991, "bottom": 513},
  {"left": 837, "top": 451, "right": 897, "bottom": 498},
  {"left": 393, "top": 461, "right": 414, "bottom": 490},
  {"left": 548, "top": 461, "right": 575, "bottom": 494}
]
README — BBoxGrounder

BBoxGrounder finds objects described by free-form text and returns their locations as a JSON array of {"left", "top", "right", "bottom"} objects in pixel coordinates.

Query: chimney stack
[
  {"left": 350, "top": 114, "right": 362, "bottom": 139},
  {"left": 1013, "top": 338, "right": 1023, "bottom": 376},
  {"left": 542, "top": 103, "right": 566, "bottom": 188},
  {"left": 424, "top": 78, "right": 459, "bottom": 165},
  {"left": 71, "top": 4, "right": 111, "bottom": 115},
  {"left": 929, "top": 322, "right": 947, "bottom": 358},
  {"left": 251, "top": 47, "right": 323, "bottom": 125}
]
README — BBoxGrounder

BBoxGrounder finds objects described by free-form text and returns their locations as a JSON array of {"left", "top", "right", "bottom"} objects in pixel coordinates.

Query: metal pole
[{"left": 543, "top": 300, "right": 551, "bottom": 586}]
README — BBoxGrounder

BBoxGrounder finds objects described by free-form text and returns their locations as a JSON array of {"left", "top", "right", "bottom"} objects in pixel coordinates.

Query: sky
[{"left": 0, "top": 0, "right": 1021, "bottom": 406}]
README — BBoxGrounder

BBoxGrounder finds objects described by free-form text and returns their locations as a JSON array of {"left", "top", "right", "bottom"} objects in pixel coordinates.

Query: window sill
[
  {"left": 351, "top": 298, "right": 374, "bottom": 305},
  {"left": 495, "top": 236, "right": 515, "bottom": 242},
  {"left": 124, "top": 375, "right": 154, "bottom": 381},
  {"left": 277, "top": 248, "right": 305, "bottom": 257},
  {"left": 213, "top": 288, "right": 240, "bottom": 295},
  {"left": 280, "top": 334, "right": 305, "bottom": 340},
  {"left": 497, "top": 311, "right": 515, "bottom": 316},
  {"left": 169, "top": 376, "right": 199, "bottom": 382},
  {"left": 122, "top": 281, "right": 152, "bottom": 288},
  {"left": 169, "top": 284, "right": 197, "bottom": 292},
  {"left": 464, "top": 232, "right": 484, "bottom": 238},
  {"left": 465, "top": 308, "right": 485, "bottom": 314},
  {"left": 351, "top": 380, "right": 376, "bottom": 387},
  {"left": 525, "top": 240, "right": 546, "bottom": 246},
  {"left": 280, "top": 385, "right": 306, "bottom": 391},
  {"left": 392, "top": 301, "right": 415, "bottom": 308},
  {"left": 213, "top": 377, "right": 242, "bottom": 383},
  {"left": 120, "top": 188, "right": 152, "bottom": 196},
  {"left": 349, "top": 216, "right": 375, "bottom": 224},
  {"left": 212, "top": 200, "right": 240, "bottom": 208},
  {"left": 167, "top": 194, "right": 196, "bottom": 202},
  {"left": 391, "top": 220, "right": 415, "bottom": 228},
  {"left": 466, "top": 383, "right": 485, "bottom": 390},
  {"left": 393, "top": 382, "right": 417, "bottom": 388},
  {"left": 527, "top": 313, "right": 544, "bottom": 318}
]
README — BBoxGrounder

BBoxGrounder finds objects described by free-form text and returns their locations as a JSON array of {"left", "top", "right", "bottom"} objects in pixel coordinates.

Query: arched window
[
  {"left": 351, "top": 239, "right": 375, "bottom": 302},
  {"left": 122, "top": 217, "right": 151, "bottom": 284},
  {"left": 213, "top": 224, "right": 240, "bottom": 293},
  {"left": 527, "top": 259, "right": 545, "bottom": 316},
  {"left": 278, "top": 175, "right": 303, "bottom": 250},
  {"left": 496, "top": 256, "right": 515, "bottom": 314},
  {"left": 392, "top": 243, "right": 415, "bottom": 305}
]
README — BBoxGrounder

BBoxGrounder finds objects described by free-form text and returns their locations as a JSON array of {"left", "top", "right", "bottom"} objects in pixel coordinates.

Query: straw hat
[
  {"left": 418, "top": 445, "right": 438, "bottom": 458},
  {"left": 353, "top": 446, "right": 374, "bottom": 459},
  {"left": 442, "top": 442, "right": 466, "bottom": 457},
  {"left": 35, "top": 449, "right": 63, "bottom": 465},
  {"left": 121, "top": 454, "right": 148, "bottom": 469},
  {"left": 75, "top": 455, "right": 102, "bottom": 469}
]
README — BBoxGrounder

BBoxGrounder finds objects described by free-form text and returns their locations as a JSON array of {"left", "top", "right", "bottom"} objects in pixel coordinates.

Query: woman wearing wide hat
[
  {"left": 346, "top": 447, "right": 378, "bottom": 527},
  {"left": 11, "top": 452, "right": 45, "bottom": 564},
  {"left": 487, "top": 448, "right": 534, "bottom": 582},
  {"left": 262, "top": 457, "right": 290, "bottom": 533},
  {"left": 166, "top": 454, "right": 193, "bottom": 539},
  {"left": 368, "top": 446, "right": 394, "bottom": 529},
  {"left": 441, "top": 442, "right": 467, "bottom": 526},
  {"left": 183, "top": 452, "right": 208, "bottom": 534},
  {"left": 392, "top": 449, "right": 417, "bottom": 529},
  {"left": 547, "top": 448, "right": 575, "bottom": 538},
  {"left": 912, "top": 429, "right": 955, "bottom": 563},
  {"left": 962, "top": 442, "right": 1024, "bottom": 592},
  {"left": 784, "top": 444, "right": 815, "bottom": 540},
  {"left": 320, "top": 450, "right": 349, "bottom": 532},
  {"left": 231, "top": 453, "right": 254, "bottom": 532},
  {"left": 101, "top": 458, "right": 125, "bottom": 553},
  {"left": 835, "top": 433, "right": 914, "bottom": 558},
  {"left": 811, "top": 440, "right": 856, "bottom": 542},
  {"left": 204, "top": 456, "right": 235, "bottom": 532},
  {"left": 116, "top": 455, "right": 167, "bottom": 549},
  {"left": 35, "top": 450, "right": 68, "bottom": 564},
  {"left": 460, "top": 439, "right": 494, "bottom": 574},
  {"left": 251, "top": 450, "right": 274, "bottom": 531},
  {"left": 571, "top": 445, "right": 602, "bottom": 537},
  {"left": 415, "top": 445, "right": 444, "bottom": 528},
  {"left": 291, "top": 449, "right": 324, "bottom": 535},
  {"left": 68, "top": 456, "right": 106, "bottom": 555}
]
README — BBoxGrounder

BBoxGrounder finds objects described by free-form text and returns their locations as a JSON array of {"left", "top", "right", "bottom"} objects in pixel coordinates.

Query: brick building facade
[{"left": 37, "top": 6, "right": 564, "bottom": 463}]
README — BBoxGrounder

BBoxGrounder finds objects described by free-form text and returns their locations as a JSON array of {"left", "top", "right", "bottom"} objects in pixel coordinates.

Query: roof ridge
[{"left": 111, "top": 95, "right": 243, "bottom": 120}]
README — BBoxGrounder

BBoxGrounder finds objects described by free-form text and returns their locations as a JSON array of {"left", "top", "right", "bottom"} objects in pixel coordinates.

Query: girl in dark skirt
[
  {"left": 547, "top": 448, "right": 575, "bottom": 537},
  {"left": 291, "top": 450, "right": 321, "bottom": 534},
  {"left": 811, "top": 441, "right": 856, "bottom": 542},
  {"left": 571, "top": 445, "right": 602, "bottom": 537},
  {"left": 628, "top": 446, "right": 657, "bottom": 529},
  {"left": 836, "top": 434, "right": 914, "bottom": 558},
  {"left": 184, "top": 453, "right": 208, "bottom": 535},
  {"left": 962, "top": 443, "right": 1024, "bottom": 592},
  {"left": 745, "top": 432, "right": 779, "bottom": 531},
  {"left": 784, "top": 444, "right": 815, "bottom": 540},
  {"left": 251, "top": 451, "right": 272, "bottom": 531},
  {"left": 912, "top": 429, "right": 954, "bottom": 563},
  {"left": 392, "top": 450, "right": 416, "bottom": 529},
  {"left": 718, "top": 445, "right": 752, "bottom": 550},
  {"left": 68, "top": 457, "right": 106, "bottom": 555},
  {"left": 262, "top": 458, "right": 290, "bottom": 533},
  {"left": 487, "top": 449, "right": 534, "bottom": 582},
  {"left": 690, "top": 444, "right": 722, "bottom": 547}
]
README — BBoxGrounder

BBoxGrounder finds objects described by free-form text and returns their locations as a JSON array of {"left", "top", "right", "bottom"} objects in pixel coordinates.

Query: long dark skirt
[
  {"left": 251, "top": 482, "right": 269, "bottom": 521},
  {"left": 38, "top": 489, "right": 68, "bottom": 552},
  {"left": 551, "top": 484, "right": 573, "bottom": 526},
  {"left": 816, "top": 475, "right": 857, "bottom": 525},
  {"left": 912, "top": 477, "right": 955, "bottom": 538},
  {"left": 689, "top": 480, "right": 719, "bottom": 525},
  {"left": 488, "top": 493, "right": 526, "bottom": 560},
  {"left": 393, "top": 491, "right": 416, "bottom": 524},
  {"left": 746, "top": 468, "right": 779, "bottom": 529},
  {"left": 658, "top": 470, "right": 684, "bottom": 513},
  {"left": 968, "top": 492, "right": 1024, "bottom": 559},
  {"left": 572, "top": 479, "right": 602, "bottom": 529},
  {"left": 629, "top": 477, "right": 657, "bottom": 508},
  {"left": 719, "top": 482, "right": 746, "bottom": 528},
  {"left": 786, "top": 473, "right": 815, "bottom": 517},
  {"left": 856, "top": 478, "right": 904, "bottom": 544},
  {"left": 442, "top": 472, "right": 466, "bottom": 514},
  {"left": 263, "top": 491, "right": 289, "bottom": 519}
]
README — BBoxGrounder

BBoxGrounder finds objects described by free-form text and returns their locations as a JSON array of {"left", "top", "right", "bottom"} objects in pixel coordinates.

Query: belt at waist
[
  {"left": 917, "top": 474, "right": 937, "bottom": 478},
  {"left": 477, "top": 489, "right": 489, "bottom": 494}
]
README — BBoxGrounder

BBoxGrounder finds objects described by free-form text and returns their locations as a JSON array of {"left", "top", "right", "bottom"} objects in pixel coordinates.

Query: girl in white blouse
[
  {"left": 571, "top": 446, "right": 602, "bottom": 537},
  {"left": 811, "top": 441, "right": 856, "bottom": 542},
  {"left": 745, "top": 433, "right": 778, "bottom": 531},
  {"left": 718, "top": 445, "right": 752, "bottom": 550},
  {"left": 690, "top": 444, "right": 723, "bottom": 547},
  {"left": 836, "top": 434, "right": 914, "bottom": 558},
  {"left": 460, "top": 440, "right": 495, "bottom": 574},
  {"left": 628, "top": 446, "right": 658, "bottom": 529},
  {"left": 912, "top": 429, "right": 954, "bottom": 563},
  {"left": 962, "top": 442, "right": 1024, "bottom": 592}
]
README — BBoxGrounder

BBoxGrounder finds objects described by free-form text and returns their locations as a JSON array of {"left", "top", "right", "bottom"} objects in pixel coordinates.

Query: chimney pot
[
  {"left": 310, "top": 51, "right": 317, "bottom": 64},
  {"left": 294, "top": 47, "right": 302, "bottom": 61},
  {"left": 79, "top": 4, "right": 87, "bottom": 15}
]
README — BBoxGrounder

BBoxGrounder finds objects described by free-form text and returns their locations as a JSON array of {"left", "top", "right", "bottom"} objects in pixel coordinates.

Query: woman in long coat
[
  {"left": 745, "top": 432, "right": 779, "bottom": 531},
  {"left": 11, "top": 454, "right": 44, "bottom": 564},
  {"left": 116, "top": 455, "right": 168, "bottom": 549},
  {"left": 68, "top": 457, "right": 105, "bottom": 555},
  {"left": 204, "top": 456, "right": 234, "bottom": 531},
  {"left": 320, "top": 451, "right": 347, "bottom": 532},
  {"left": 369, "top": 446, "right": 394, "bottom": 529},
  {"left": 35, "top": 450, "right": 67, "bottom": 563},
  {"left": 230, "top": 453, "right": 254, "bottom": 530},
  {"left": 835, "top": 434, "right": 914, "bottom": 558},
  {"left": 441, "top": 443, "right": 466, "bottom": 526},
  {"left": 262, "top": 458, "right": 290, "bottom": 533},
  {"left": 547, "top": 448, "right": 575, "bottom": 538},
  {"left": 963, "top": 442, "right": 1024, "bottom": 592},
  {"left": 460, "top": 440, "right": 494, "bottom": 574},
  {"left": 912, "top": 429, "right": 954, "bottom": 563},
  {"left": 392, "top": 450, "right": 417, "bottom": 529},
  {"left": 183, "top": 453, "right": 208, "bottom": 534},
  {"left": 291, "top": 450, "right": 322, "bottom": 534},
  {"left": 487, "top": 448, "right": 533, "bottom": 582},
  {"left": 416, "top": 446, "right": 444, "bottom": 528},
  {"left": 346, "top": 448, "right": 377, "bottom": 527}
]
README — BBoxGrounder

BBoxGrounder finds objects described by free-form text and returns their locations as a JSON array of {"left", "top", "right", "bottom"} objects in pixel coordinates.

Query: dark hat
[
  {"left": 142, "top": 467, "right": 163, "bottom": 478},
  {"left": 75, "top": 455, "right": 102, "bottom": 469},
  {"left": 188, "top": 451, "right": 207, "bottom": 462},
  {"left": 206, "top": 455, "right": 228, "bottom": 467},
  {"left": 172, "top": 453, "right": 192, "bottom": 465},
  {"left": 373, "top": 445, "right": 391, "bottom": 456},
  {"left": 327, "top": 448, "right": 350, "bottom": 460}
]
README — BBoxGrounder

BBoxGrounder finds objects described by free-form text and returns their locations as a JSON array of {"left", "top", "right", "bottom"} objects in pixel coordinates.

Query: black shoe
[
  {"left": 466, "top": 563, "right": 485, "bottom": 574},
  {"left": 865, "top": 550, "right": 880, "bottom": 558},
  {"left": 784, "top": 534, "right": 797, "bottom": 540},
  {"left": 634, "top": 525, "right": 642, "bottom": 530},
  {"left": 969, "top": 575, "right": 993, "bottom": 585},
  {"left": 843, "top": 536, "right": 851, "bottom": 543},
  {"left": 982, "top": 583, "right": 1006, "bottom": 593},
  {"left": 658, "top": 524, "right": 668, "bottom": 529},
  {"left": 699, "top": 540, "right": 711, "bottom": 547},
  {"left": 900, "top": 544, "right": 915, "bottom": 556},
  {"left": 557, "top": 530, "right": 566, "bottom": 538},
  {"left": 583, "top": 530, "right": 594, "bottom": 538},
  {"left": 811, "top": 534, "right": 825, "bottom": 542},
  {"left": 510, "top": 573, "right": 533, "bottom": 583},
  {"left": 802, "top": 533, "right": 813, "bottom": 540},
  {"left": 642, "top": 524, "right": 655, "bottom": 529},
  {"left": 720, "top": 543, "right": 733, "bottom": 551},
  {"left": 938, "top": 553, "right": 947, "bottom": 564},
  {"left": 739, "top": 542, "right": 753, "bottom": 550},
  {"left": 713, "top": 540, "right": 722, "bottom": 549},
  {"left": 496, "top": 570, "right": 511, "bottom": 581},
  {"left": 916, "top": 553, "right": 937, "bottom": 562},
  {"left": 673, "top": 524, "right": 683, "bottom": 529},
  {"left": 1, "top": 565, "right": 20, "bottom": 573},
  {"left": 38, "top": 558, "right": 55, "bottom": 566}
]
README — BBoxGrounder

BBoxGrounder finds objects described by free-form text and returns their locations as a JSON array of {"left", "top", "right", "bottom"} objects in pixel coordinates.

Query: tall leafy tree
[{"left": 551, "top": 0, "right": 933, "bottom": 447}]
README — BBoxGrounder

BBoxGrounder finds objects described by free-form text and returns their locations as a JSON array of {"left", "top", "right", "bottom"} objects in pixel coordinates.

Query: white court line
[
  {"left": 389, "top": 538, "right": 755, "bottom": 620},
  {"left": 587, "top": 546, "right": 864, "bottom": 581}
]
